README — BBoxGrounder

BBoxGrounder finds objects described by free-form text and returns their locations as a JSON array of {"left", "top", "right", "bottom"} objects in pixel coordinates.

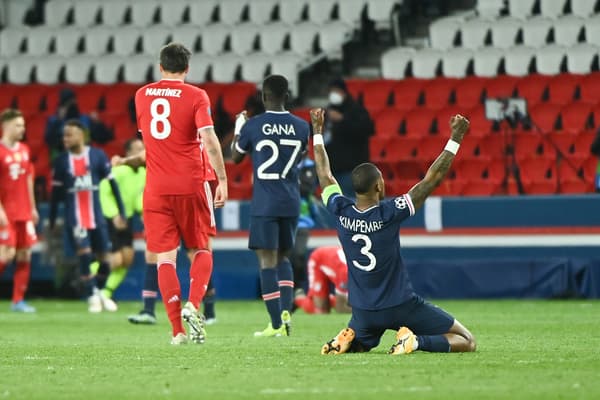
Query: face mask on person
[{"left": 328, "top": 91, "right": 344, "bottom": 105}]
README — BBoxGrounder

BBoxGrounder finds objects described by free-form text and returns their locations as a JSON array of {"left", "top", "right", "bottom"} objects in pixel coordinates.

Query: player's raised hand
[
  {"left": 450, "top": 114, "right": 469, "bottom": 144},
  {"left": 310, "top": 108, "right": 325, "bottom": 134},
  {"left": 213, "top": 182, "right": 228, "bottom": 209}
]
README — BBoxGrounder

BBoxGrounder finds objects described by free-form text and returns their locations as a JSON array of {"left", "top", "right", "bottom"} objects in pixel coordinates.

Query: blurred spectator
[
  {"left": 44, "top": 88, "right": 113, "bottom": 161},
  {"left": 590, "top": 126, "right": 600, "bottom": 192},
  {"left": 324, "top": 78, "right": 375, "bottom": 197}
]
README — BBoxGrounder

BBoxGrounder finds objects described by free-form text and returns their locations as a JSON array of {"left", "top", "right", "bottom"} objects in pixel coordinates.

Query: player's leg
[
  {"left": 11, "top": 221, "right": 37, "bottom": 312},
  {"left": 145, "top": 193, "right": 186, "bottom": 343},
  {"left": 0, "top": 221, "right": 17, "bottom": 277},
  {"left": 91, "top": 228, "right": 118, "bottom": 312},
  {"left": 203, "top": 277, "right": 217, "bottom": 324},
  {"left": 290, "top": 227, "right": 309, "bottom": 295},
  {"left": 322, "top": 309, "right": 384, "bottom": 355},
  {"left": 275, "top": 217, "right": 298, "bottom": 334},
  {"left": 68, "top": 227, "right": 102, "bottom": 312},
  {"left": 128, "top": 249, "right": 158, "bottom": 324},
  {"left": 389, "top": 295, "right": 476, "bottom": 355},
  {"left": 102, "top": 219, "right": 134, "bottom": 301}
]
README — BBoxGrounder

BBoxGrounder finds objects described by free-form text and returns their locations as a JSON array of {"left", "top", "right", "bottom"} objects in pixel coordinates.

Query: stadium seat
[
  {"left": 202, "top": 24, "right": 231, "bottom": 55},
  {"left": 547, "top": 74, "right": 582, "bottom": 105},
  {"left": 584, "top": 15, "right": 600, "bottom": 45},
  {"left": 390, "top": 137, "right": 420, "bottom": 160},
  {"left": 258, "top": 23, "right": 288, "bottom": 55},
  {"left": 574, "top": 131, "right": 596, "bottom": 155},
  {"left": 442, "top": 48, "right": 473, "bottom": 78},
  {"left": 460, "top": 180, "right": 500, "bottom": 196},
  {"left": 465, "top": 106, "right": 494, "bottom": 137},
  {"left": 200, "top": 82, "right": 225, "bottom": 106},
  {"left": 159, "top": 0, "right": 189, "bottom": 26},
  {"left": 63, "top": 55, "right": 95, "bottom": 84},
  {"left": 55, "top": 28, "right": 83, "bottom": 56},
  {"left": 560, "top": 179, "right": 593, "bottom": 193},
  {"left": 94, "top": 56, "right": 123, "bottom": 84},
  {"left": 113, "top": 27, "right": 141, "bottom": 56},
  {"left": 7, "top": 56, "right": 35, "bottom": 84},
  {"left": 580, "top": 155, "right": 598, "bottom": 183},
  {"left": 211, "top": 55, "right": 242, "bottom": 83},
  {"left": 220, "top": 82, "right": 257, "bottom": 116},
  {"left": 566, "top": 43, "right": 599, "bottom": 74},
  {"left": 394, "top": 160, "right": 424, "bottom": 181},
  {"left": 44, "top": 0, "right": 72, "bottom": 27},
  {"left": 14, "top": 84, "right": 47, "bottom": 114},
  {"left": 361, "top": 80, "right": 395, "bottom": 111},
  {"left": 460, "top": 19, "right": 492, "bottom": 50},
  {"left": 436, "top": 106, "right": 470, "bottom": 135},
  {"left": 338, "top": 0, "right": 366, "bottom": 26},
  {"left": 36, "top": 56, "right": 65, "bottom": 85},
  {"left": 218, "top": 0, "right": 248, "bottom": 25},
  {"left": 111, "top": 114, "right": 137, "bottom": 141},
  {"left": 0, "top": 84, "right": 17, "bottom": 110},
  {"left": 561, "top": 102, "right": 594, "bottom": 134},
  {"left": 504, "top": 46, "right": 536, "bottom": 77},
  {"left": 454, "top": 157, "right": 494, "bottom": 181},
  {"left": 455, "top": 77, "right": 486, "bottom": 108},
  {"left": 307, "top": 0, "right": 337, "bottom": 24},
  {"left": 522, "top": 17, "right": 553, "bottom": 48},
  {"left": 400, "top": 109, "right": 436, "bottom": 136},
  {"left": 536, "top": 45, "right": 567, "bottom": 75},
  {"left": 391, "top": 78, "right": 424, "bottom": 111},
  {"left": 230, "top": 24, "right": 261, "bottom": 55},
  {"left": 540, "top": 0, "right": 567, "bottom": 18},
  {"left": 519, "top": 158, "right": 558, "bottom": 193},
  {"left": 73, "top": 1, "right": 100, "bottom": 27},
  {"left": 141, "top": 27, "right": 172, "bottom": 56},
  {"left": 381, "top": 47, "right": 415, "bottom": 80},
  {"left": 102, "top": 83, "right": 137, "bottom": 115},
  {"left": 456, "top": 135, "right": 482, "bottom": 158},
  {"left": 83, "top": 27, "right": 112, "bottom": 56},
  {"left": 554, "top": 16, "right": 585, "bottom": 47},
  {"left": 319, "top": 22, "right": 353, "bottom": 54},
  {"left": 171, "top": 26, "right": 202, "bottom": 53},
  {"left": 369, "top": 137, "right": 390, "bottom": 162},
  {"left": 240, "top": 53, "right": 270, "bottom": 83},
  {"left": 289, "top": 23, "right": 320, "bottom": 55},
  {"left": 269, "top": 53, "right": 302, "bottom": 96},
  {"left": 473, "top": 48, "right": 504, "bottom": 78},
  {"left": 417, "top": 136, "right": 446, "bottom": 161},
  {"left": 25, "top": 114, "right": 48, "bottom": 151},
  {"left": 529, "top": 103, "right": 562, "bottom": 132},
  {"left": 579, "top": 73, "right": 600, "bottom": 104},
  {"left": 26, "top": 27, "right": 55, "bottom": 56},
  {"left": 479, "top": 133, "right": 508, "bottom": 158},
  {"left": 100, "top": 1, "right": 130, "bottom": 27},
  {"left": 71, "top": 84, "right": 107, "bottom": 113},
  {"left": 422, "top": 78, "right": 457, "bottom": 110},
  {"left": 513, "top": 133, "right": 545, "bottom": 160},
  {"left": 279, "top": 0, "right": 307, "bottom": 24},
  {"left": 249, "top": 0, "right": 278, "bottom": 24},
  {"left": 345, "top": 79, "right": 366, "bottom": 102},
  {"left": 4, "top": 0, "right": 31, "bottom": 28},
  {"left": 476, "top": 0, "right": 504, "bottom": 18},
  {"left": 429, "top": 16, "right": 462, "bottom": 50},
  {"left": 515, "top": 74, "right": 549, "bottom": 106},
  {"left": 485, "top": 75, "right": 519, "bottom": 99},
  {"left": 490, "top": 17, "right": 521, "bottom": 49},
  {"left": 508, "top": 0, "right": 536, "bottom": 19},
  {"left": 411, "top": 49, "right": 442, "bottom": 79},
  {"left": 0, "top": 28, "right": 29, "bottom": 57},
  {"left": 373, "top": 108, "right": 403, "bottom": 137},
  {"left": 123, "top": 56, "right": 156, "bottom": 84},
  {"left": 188, "top": 1, "right": 217, "bottom": 26},
  {"left": 572, "top": 0, "right": 598, "bottom": 17}
]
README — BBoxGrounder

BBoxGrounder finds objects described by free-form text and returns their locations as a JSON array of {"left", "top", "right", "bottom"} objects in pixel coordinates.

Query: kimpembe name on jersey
[
  {"left": 339, "top": 216, "right": 384, "bottom": 233},
  {"left": 144, "top": 87, "right": 182, "bottom": 98}
]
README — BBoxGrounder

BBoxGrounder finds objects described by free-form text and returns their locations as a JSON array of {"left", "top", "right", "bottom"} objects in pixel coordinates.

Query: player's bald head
[
  {"left": 262, "top": 75, "right": 288, "bottom": 104},
  {"left": 159, "top": 42, "right": 191, "bottom": 74},
  {"left": 352, "top": 163, "right": 382, "bottom": 195}
]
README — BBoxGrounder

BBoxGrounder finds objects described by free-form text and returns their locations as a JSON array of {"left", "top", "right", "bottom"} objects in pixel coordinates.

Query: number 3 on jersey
[
  {"left": 351, "top": 234, "right": 376, "bottom": 271},
  {"left": 150, "top": 98, "right": 171, "bottom": 139},
  {"left": 256, "top": 139, "right": 302, "bottom": 180}
]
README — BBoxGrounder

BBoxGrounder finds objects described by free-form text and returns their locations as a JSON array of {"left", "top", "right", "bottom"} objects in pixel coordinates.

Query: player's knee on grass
[{"left": 448, "top": 319, "right": 477, "bottom": 352}]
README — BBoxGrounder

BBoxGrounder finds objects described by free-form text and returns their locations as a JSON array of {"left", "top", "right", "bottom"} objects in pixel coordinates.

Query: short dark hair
[
  {"left": 351, "top": 163, "right": 381, "bottom": 194},
  {"left": 124, "top": 137, "right": 141, "bottom": 153},
  {"left": 0, "top": 109, "right": 23, "bottom": 123},
  {"left": 159, "top": 42, "right": 191, "bottom": 73},
  {"left": 262, "top": 75, "right": 288, "bottom": 102},
  {"left": 64, "top": 119, "right": 86, "bottom": 132}
]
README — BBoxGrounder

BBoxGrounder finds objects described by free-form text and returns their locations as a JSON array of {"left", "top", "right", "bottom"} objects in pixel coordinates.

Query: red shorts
[
  {"left": 0, "top": 220, "right": 37, "bottom": 249},
  {"left": 143, "top": 190, "right": 213, "bottom": 253},
  {"left": 307, "top": 258, "right": 348, "bottom": 299}
]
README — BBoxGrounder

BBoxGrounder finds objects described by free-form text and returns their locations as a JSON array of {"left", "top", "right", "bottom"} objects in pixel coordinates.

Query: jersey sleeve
[
  {"left": 322, "top": 184, "right": 346, "bottom": 216},
  {"left": 384, "top": 193, "right": 415, "bottom": 223},
  {"left": 235, "top": 123, "right": 252, "bottom": 154},
  {"left": 99, "top": 177, "right": 118, "bottom": 218},
  {"left": 195, "top": 89, "right": 214, "bottom": 131}
]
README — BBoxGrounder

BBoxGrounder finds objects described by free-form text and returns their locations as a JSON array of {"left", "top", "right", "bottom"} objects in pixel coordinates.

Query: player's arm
[
  {"left": 199, "top": 127, "right": 228, "bottom": 208},
  {"left": 27, "top": 163, "right": 39, "bottom": 225},
  {"left": 99, "top": 152, "right": 127, "bottom": 221},
  {"left": 99, "top": 176, "right": 120, "bottom": 219},
  {"left": 408, "top": 115, "right": 469, "bottom": 210},
  {"left": 112, "top": 149, "right": 146, "bottom": 167},
  {"left": 231, "top": 111, "right": 248, "bottom": 164},
  {"left": 310, "top": 108, "right": 338, "bottom": 189}
]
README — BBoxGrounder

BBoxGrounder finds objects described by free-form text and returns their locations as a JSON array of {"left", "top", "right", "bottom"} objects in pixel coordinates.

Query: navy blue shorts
[
  {"left": 248, "top": 216, "right": 298, "bottom": 251},
  {"left": 66, "top": 225, "right": 111, "bottom": 254},
  {"left": 348, "top": 294, "right": 455, "bottom": 352}
]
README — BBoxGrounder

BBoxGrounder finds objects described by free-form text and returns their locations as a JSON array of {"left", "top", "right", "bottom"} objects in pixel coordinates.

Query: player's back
[
  {"left": 237, "top": 111, "right": 309, "bottom": 217},
  {"left": 0, "top": 142, "right": 32, "bottom": 221},
  {"left": 135, "top": 79, "right": 212, "bottom": 195},
  {"left": 326, "top": 193, "right": 416, "bottom": 310}
]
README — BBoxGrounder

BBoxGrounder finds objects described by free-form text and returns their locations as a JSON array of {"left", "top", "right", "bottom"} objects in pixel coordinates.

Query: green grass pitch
[{"left": 1, "top": 300, "right": 599, "bottom": 399}]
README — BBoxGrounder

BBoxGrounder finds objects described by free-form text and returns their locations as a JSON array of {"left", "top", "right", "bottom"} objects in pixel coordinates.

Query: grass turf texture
[{"left": 1, "top": 300, "right": 599, "bottom": 400}]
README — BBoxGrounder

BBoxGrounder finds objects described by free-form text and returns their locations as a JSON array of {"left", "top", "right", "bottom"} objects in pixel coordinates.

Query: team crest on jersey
[{"left": 394, "top": 196, "right": 408, "bottom": 210}]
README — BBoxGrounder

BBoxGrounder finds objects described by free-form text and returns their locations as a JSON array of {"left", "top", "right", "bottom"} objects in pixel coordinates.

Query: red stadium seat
[
  {"left": 400, "top": 108, "right": 437, "bottom": 136},
  {"left": 384, "top": 137, "right": 420, "bottom": 161},
  {"left": 515, "top": 74, "right": 549, "bottom": 107},
  {"left": 422, "top": 78, "right": 457, "bottom": 110},
  {"left": 361, "top": 80, "right": 396, "bottom": 113},
  {"left": 436, "top": 106, "right": 470, "bottom": 131},
  {"left": 547, "top": 74, "right": 582, "bottom": 105},
  {"left": 291, "top": 107, "right": 311, "bottom": 123},
  {"left": 484, "top": 75, "right": 519, "bottom": 99},
  {"left": 391, "top": 78, "right": 425, "bottom": 111},
  {"left": 513, "top": 133, "right": 545, "bottom": 160},
  {"left": 547, "top": 132, "right": 576, "bottom": 156},
  {"left": 525, "top": 180, "right": 558, "bottom": 194},
  {"left": 14, "top": 84, "right": 47, "bottom": 114},
  {"left": 385, "top": 180, "right": 415, "bottom": 197},
  {"left": 574, "top": 131, "right": 595, "bottom": 154},
  {"left": 464, "top": 106, "right": 494, "bottom": 137},
  {"left": 433, "top": 180, "right": 464, "bottom": 196},
  {"left": 579, "top": 73, "right": 600, "bottom": 104},
  {"left": 220, "top": 82, "right": 257, "bottom": 116},
  {"left": 199, "top": 82, "right": 225, "bottom": 106},
  {"left": 558, "top": 155, "right": 587, "bottom": 181},
  {"left": 581, "top": 155, "right": 597, "bottom": 183},
  {"left": 374, "top": 108, "right": 403, "bottom": 137},
  {"left": 345, "top": 79, "right": 366, "bottom": 101},
  {"left": 480, "top": 134, "right": 509, "bottom": 158},
  {"left": 394, "top": 160, "right": 424, "bottom": 181},
  {"left": 0, "top": 84, "right": 17, "bottom": 109},
  {"left": 71, "top": 84, "right": 107, "bottom": 114},
  {"left": 112, "top": 114, "right": 137, "bottom": 141},
  {"left": 529, "top": 103, "right": 562, "bottom": 132},
  {"left": 454, "top": 77, "right": 486, "bottom": 109},
  {"left": 24, "top": 114, "right": 47, "bottom": 153},
  {"left": 417, "top": 136, "right": 446, "bottom": 160},
  {"left": 455, "top": 136, "right": 482, "bottom": 159},
  {"left": 369, "top": 137, "right": 391, "bottom": 162},
  {"left": 460, "top": 180, "right": 500, "bottom": 196},
  {"left": 560, "top": 179, "right": 593, "bottom": 194},
  {"left": 519, "top": 157, "right": 556, "bottom": 182},
  {"left": 102, "top": 83, "right": 138, "bottom": 115},
  {"left": 560, "top": 102, "right": 594, "bottom": 134},
  {"left": 454, "top": 157, "right": 493, "bottom": 181}
]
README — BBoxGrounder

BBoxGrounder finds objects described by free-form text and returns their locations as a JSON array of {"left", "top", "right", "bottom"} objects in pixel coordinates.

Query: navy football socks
[
  {"left": 78, "top": 252, "right": 95, "bottom": 297},
  {"left": 276, "top": 259, "right": 294, "bottom": 312},
  {"left": 142, "top": 263, "right": 158, "bottom": 315},
  {"left": 260, "top": 268, "right": 282, "bottom": 329},
  {"left": 417, "top": 335, "right": 451, "bottom": 352}
]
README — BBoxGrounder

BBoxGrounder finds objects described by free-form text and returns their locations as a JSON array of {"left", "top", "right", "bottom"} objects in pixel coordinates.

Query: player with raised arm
[
  {"left": 50, "top": 119, "right": 126, "bottom": 313},
  {"left": 135, "top": 43, "right": 227, "bottom": 345},
  {"left": 0, "top": 109, "right": 39, "bottom": 312},
  {"left": 231, "top": 75, "right": 310, "bottom": 337},
  {"left": 310, "top": 108, "right": 477, "bottom": 355}
]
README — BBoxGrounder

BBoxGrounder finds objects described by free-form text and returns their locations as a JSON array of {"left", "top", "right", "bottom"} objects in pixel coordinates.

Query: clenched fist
[{"left": 450, "top": 114, "right": 469, "bottom": 144}]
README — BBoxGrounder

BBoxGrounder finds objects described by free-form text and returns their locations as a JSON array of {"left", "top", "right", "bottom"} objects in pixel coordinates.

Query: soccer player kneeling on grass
[{"left": 310, "top": 108, "right": 477, "bottom": 355}]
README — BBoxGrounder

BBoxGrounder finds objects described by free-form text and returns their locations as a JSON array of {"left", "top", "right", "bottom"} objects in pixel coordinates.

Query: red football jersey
[
  {"left": 309, "top": 246, "right": 349, "bottom": 294},
  {"left": 0, "top": 142, "right": 33, "bottom": 221},
  {"left": 135, "top": 79, "right": 214, "bottom": 195}
]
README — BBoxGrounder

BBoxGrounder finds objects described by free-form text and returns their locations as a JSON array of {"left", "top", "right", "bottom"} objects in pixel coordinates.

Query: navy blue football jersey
[
  {"left": 236, "top": 111, "right": 310, "bottom": 217},
  {"left": 323, "top": 185, "right": 416, "bottom": 310}
]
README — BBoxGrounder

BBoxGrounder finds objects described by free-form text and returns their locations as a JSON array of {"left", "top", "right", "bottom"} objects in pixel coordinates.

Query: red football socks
[
  {"left": 157, "top": 261, "right": 185, "bottom": 336},
  {"left": 12, "top": 261, "right": 30, "bottom": 303},
  {"left": 188, "top": 250, "right": 213, "bottom": 310}
]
